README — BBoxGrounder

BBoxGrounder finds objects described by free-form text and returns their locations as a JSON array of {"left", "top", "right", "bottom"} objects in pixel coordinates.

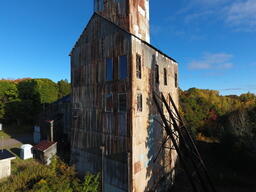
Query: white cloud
[
  {"left": 179, "top": 0, "right": 256, "bottom": 32},
  {"left": 188, "top": 53, "right": 234, "bottom": 70},
  {"left": 184, "top": 10, "right": 214, "bottom": 23},
  {"left": 226, "top": 0, "right": 256, "bottom": 31},
  {"left": 194, "top": 0, "right": 231, "bottom": 6}
]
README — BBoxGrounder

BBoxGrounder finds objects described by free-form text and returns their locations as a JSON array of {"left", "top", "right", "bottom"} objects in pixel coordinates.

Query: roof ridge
[{"left": 70, "top": 12, "right": 177, "bottom": 63}]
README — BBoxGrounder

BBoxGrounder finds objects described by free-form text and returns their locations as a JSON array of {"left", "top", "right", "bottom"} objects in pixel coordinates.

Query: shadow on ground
[
  {"left": 171, "top": 141, "right": 256, "bottom": 192},
  {"left": 10, "top": 148, "right": 21, "bottom": 157},
  {"left": 2, "top": 124, "right": 33, "bottom": 145}
]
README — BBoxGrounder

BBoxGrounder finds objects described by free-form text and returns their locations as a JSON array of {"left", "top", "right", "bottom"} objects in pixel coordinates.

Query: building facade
[{"left": 70, "top": 0, "right": 179, "bottom": 191}]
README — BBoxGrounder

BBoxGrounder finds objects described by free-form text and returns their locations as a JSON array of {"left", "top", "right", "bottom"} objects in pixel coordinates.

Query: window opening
[{"left": 136, "top": 54, "right": 142, "bottom": 79}]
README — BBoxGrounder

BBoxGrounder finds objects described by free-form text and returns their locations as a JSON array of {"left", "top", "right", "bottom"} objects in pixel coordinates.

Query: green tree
[
  {"left": 57, "top": 79, "right": 71, "bottom": 98},
  {"left": 18, "top": 79, "right": 58, "bottom": 104},
  {"left": 0, "top": 80, "right": 18, "bottom": 119}
]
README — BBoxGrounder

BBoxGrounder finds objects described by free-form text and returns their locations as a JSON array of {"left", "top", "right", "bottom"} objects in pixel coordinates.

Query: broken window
[
  {"left": 105, "top": 94, "right": 113, "bottom": 112},
  {"left": 155, "top": 64, "right": 159, "bottom": 84},
  {"left": 106, "top": 58, "right": 113, "bottom": 81},
  {"left": 136, "top": 54, "right": 142, "bottom": 79},
  {"left": 164, "top": 68, "right": 167, "bottom": 85},
  {"left": 118, "top": 93, "right": 127, "bottom": 112},
  {"left": 137, "top": 93, "right": 143, "bottom": 112},
  {"left": 119, "top": 55, "right": 128, "bottom": 80},
  {"left": 175, "top": 73, "right": 178, "bottom": 88}
]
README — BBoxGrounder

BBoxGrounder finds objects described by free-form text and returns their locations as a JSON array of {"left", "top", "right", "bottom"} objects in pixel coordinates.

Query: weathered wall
[
  {"left": 70, "top": 14, "right": 132, "bottom": 191},
  {"left": 70, "top": 11, "right": 179, "bottom": 192},
  {"left": 39, "top": 96, "right": 71, "bottom": 143},
  {"left": 0, "top": 159, "right": 11, "bottom": 179},
  {"left": 94, "top": 0, "right": 150, "bottom": 42},
  {"left": 131, "top": 36, "right": 178, "bottom": 192}
]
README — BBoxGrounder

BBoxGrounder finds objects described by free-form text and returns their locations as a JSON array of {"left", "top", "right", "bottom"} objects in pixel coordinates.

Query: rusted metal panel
[
  {"left": 70, "top": 13, "right": 132, "bottom": 191},
  {"left": 130, "top": 35, "right": 179, "bottom": 191},
  {"left": 70, "top": 2, "right": 179, "bottom": 191},
  {"left": 94, "top": 0, "right": 150, "bottom": 43}
]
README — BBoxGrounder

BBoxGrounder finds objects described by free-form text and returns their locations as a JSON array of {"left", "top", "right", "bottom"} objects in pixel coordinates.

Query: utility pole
[
  {"left": 127, "top": 152, "right": 131, "bottom": 192},
  {"left": 46, "top": 120, "right": 54, "bottom": 142},
  {"left": 1, "top": 136, "right": 3, "bottom": 153},
  {"left": 100, "top": 145, "right": 105, "bottom": 192},
  {"left": 50, "top": 120, "right": 54, "bottom": 142}
]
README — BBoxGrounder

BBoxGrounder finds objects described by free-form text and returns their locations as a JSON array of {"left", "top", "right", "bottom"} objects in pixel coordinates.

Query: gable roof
[
  {"left": 70, "top": 13, "right": 177, "bottom": 63},
  {"left": 33, "top": 140, "right": 56, "bottom": 152},
  {"left": 0, "top": 149, "right": 15, "bottom": 160}
]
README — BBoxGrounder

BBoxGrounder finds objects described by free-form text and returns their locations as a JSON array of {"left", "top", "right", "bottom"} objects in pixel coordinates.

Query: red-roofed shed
[{"left": 32, "top": 141, "right": 57, "bottom": 165}]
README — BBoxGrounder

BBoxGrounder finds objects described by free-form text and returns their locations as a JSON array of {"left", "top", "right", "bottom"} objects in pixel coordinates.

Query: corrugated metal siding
[{"left": 70, "top": 14, "right": 132, "bottom": 191}]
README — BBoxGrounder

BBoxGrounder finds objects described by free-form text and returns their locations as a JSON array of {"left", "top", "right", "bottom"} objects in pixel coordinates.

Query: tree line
[
  {"left": 180, "top": 88, "right": 256, "bottom": 155},
  {"left": 0, "top": 78, "right": 70, "bottom": 125}
]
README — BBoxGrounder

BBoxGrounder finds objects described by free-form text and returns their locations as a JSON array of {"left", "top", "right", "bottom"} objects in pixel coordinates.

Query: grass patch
[{"left": 0, "top": 130, "right": 11, "bottom": 139}]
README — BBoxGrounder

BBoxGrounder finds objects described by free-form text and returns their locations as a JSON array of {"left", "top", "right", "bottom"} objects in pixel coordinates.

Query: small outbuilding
[
  {"left": 32, "top": 140, "right": 57, "bottom": 165},
  {"left": 20, "top": 144, "right": 33, "bottom": 160},
  {"left": 0, "top": 149, "right": 15, "bottom": 179}
]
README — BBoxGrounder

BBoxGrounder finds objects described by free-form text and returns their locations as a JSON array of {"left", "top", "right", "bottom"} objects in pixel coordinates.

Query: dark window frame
[
  {"left": 105, "top": 94, "right": 113, "bottom": 112},
  {"left": 105, "top": 58, "right": 113, "bottom": 81},
  {"left": 164, "top": 68, "right": 168, "bottom": 86},
  {"left": 155, "top": 64, "right": 159, "bottom": 84},
  {"left": 137, "top": 93, "right": 143, "bottom": 112},
  {"left": 136, "top": 54, "right": 142, "bottom": 79},
  {"left": 119, "top": 55, "right": 128, "bottom": 80},
  {"left": 175, "top": 73, "right": 178, "bottom": 88},
  {"left": 118, "top": 93, "right": 127, "bottom": 112}
]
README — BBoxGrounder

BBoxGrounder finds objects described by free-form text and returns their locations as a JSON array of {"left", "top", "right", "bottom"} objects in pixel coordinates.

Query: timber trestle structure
[{"left": 153, "top": 92, "right": 217, "bottom": 192}]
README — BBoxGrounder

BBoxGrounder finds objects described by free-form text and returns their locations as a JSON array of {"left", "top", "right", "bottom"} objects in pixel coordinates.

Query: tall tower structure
[
  {"left": 94, "top": 0, "right": 150, "bottom": 42},
  {"left": 70, "top": 0, "right": 179, "bottom": 191}
]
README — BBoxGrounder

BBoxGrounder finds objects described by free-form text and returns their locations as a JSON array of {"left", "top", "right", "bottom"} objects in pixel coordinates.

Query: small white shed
[
  {"left": 0, "top": 123, "right": 2, "bottom": 131},
  {"left": 20, "top": 144, "right": 33, "bottom": 160},
  {"left": 0, "top": 150, "right": 16, "bottom": 179}
]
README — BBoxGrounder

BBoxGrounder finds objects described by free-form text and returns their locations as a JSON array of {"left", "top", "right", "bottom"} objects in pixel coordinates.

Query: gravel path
[
  {"left": 0, "top": 138, "right": 22, "bottom": 148},
  {"left": 0, "top": 134, "right": 33, "bottom": 148}
]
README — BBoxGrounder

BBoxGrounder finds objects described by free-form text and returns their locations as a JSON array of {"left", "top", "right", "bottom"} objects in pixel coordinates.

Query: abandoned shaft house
[{"left": 70, "top": 0, "right": 179, "bottom": 191}]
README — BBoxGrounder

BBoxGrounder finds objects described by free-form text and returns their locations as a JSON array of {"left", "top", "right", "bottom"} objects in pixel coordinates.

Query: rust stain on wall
[{"left": 70, "top": 1, "right": 179, "bottom": 191}]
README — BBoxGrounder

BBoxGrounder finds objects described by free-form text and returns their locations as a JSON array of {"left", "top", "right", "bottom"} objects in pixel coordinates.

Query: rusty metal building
[{"left": 70, "top": 0, "right": 179, "bottom": 191}]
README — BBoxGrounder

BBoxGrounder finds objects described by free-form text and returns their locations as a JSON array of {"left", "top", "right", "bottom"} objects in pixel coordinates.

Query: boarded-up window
[
  {"left": 105, "top": 94, "right": 113, "bottom": 112},
  {"left": 155, "top": 65, "right": 159, "bottom": 84},
  {"left": 175, "top": 73, "right": 178, "bottom": 88},
  {"left": 136, "top": 54, "right": 142, "bottom": 79},
  {"left": 137, "top": 94, "right": 143, "bottom": 112},
  {"left": 119, "top": 114, "right": 127, "bottom": 136},
  {"left": 118, "top": 93, "right": 127, "bottom": 112},
  {"left": 119, "top": 55, "right": 128, "bottom": 80},
  {"left": 106, "top": 58, "right": 113, "bottom": 81},
  {"left": 164, "top": 68, "right": 167, "bottom": 85}
]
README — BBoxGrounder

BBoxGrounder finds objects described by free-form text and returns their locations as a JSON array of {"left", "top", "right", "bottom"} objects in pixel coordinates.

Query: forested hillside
[
  {"left": 180, "top": 88, "right": 256, "bottom": 153},
  {"left": 1, "top": 80, "right": 256, "bottom": 191}
]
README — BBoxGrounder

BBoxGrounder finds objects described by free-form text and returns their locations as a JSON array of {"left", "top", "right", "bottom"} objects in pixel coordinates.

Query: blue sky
[{"left": 0, "top": 0, "right": 256, "bottom": 95}]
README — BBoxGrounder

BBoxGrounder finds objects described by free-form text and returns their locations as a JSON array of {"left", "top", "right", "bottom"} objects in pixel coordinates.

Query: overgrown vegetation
[
  {"left": 0, "top": 157, "right": 99, "bottom": 192},
  {"left": 0, "top": 78, "right": 70, "bottom": 125},
  {"left": 180, "top": 88, "right": 256, "bottom": 150},
  {"left": 177, "top": 88, "right": 256, "bottom": 191}
]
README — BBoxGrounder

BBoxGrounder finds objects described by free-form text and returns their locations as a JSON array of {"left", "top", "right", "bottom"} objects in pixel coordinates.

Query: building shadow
[
  {"left": 144, "top": 55, "right": 175, "bottom": 191},
  {"left": 10, "top": 147, "right": 21, "bottom": 157}
]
